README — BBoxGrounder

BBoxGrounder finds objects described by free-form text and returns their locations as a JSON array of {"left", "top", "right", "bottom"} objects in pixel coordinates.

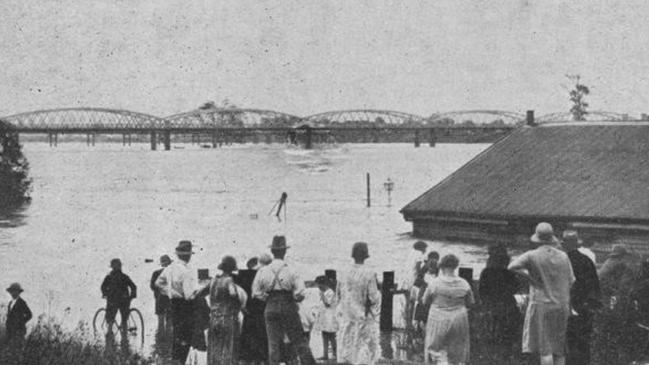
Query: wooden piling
[
  {"left": 122, "top": 134, "right": 126, "bottom": 146},
  {"left": 211, "top": 131, "right": 217, "bottom": 148},
  {"left": 429, "top": 128, "right": 436, "bottom": 147},
  {"left": 325, "top": 269, "right": 337, "bottom": 287},
  {"left": 414, "top": 130, "right": 420, "bottom": 147},
  {"left": 380, "top": 271, "right": 395, "bottom": 331},
  {"left": 305, "top": 126, "right": 312, "bottom": 149},
  {"left": 150, "top": 131, "right": 157, "bottom": 150},
  {"left": 366, "top": 173, "right": 371, "bottom": 207},
  {"left": 87, "top": 134, "right": 91, "bottom": 146},
  {"left": 163, "top": 130, "right": 171, "bottom": 150},
  {"left": 91, "top": 133, "right": 95, "bottom": 146}
]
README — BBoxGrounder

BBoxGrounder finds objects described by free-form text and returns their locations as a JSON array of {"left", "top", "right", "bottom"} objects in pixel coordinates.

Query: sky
[{"left": 1, "top": 0, "right": 649, "bottom": 119}]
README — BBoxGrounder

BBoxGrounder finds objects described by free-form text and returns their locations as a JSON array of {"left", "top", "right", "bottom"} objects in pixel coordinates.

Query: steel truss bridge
[{"left": 0, "top": 107, "right": 634, "bottom": 149}]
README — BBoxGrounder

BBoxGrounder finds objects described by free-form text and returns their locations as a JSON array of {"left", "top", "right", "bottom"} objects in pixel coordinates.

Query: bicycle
[{"left": 93, "top": 302, "right": 145, "bottom": 347}]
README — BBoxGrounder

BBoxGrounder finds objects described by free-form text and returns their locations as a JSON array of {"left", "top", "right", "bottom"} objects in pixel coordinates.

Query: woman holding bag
[{"left": 207, "top": 255, "right": 247, "bottom": 365}]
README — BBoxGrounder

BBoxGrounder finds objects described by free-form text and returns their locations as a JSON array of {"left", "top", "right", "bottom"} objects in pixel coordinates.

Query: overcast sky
[{"left": 1, "top": 0, "right": 648, "bottom": 118}]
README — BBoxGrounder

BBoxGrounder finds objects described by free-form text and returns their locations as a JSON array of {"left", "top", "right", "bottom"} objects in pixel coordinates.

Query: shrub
[{"left": 0, "top": 120, "right": 31, "bottom": 208}]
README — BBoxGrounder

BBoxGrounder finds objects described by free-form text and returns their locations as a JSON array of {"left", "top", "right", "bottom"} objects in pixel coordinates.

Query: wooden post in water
[
  {"left": 366, "top": 173, "right": 371, "bottom": 207},
  {"left": 48, "top": 133, "right": 53, "bottom": 147},
  {"left": 429, "top": 128, "right": 436, "bottom": 147},
  {"left": 150, "top": 131, "right": 157, "bottom": 150},
  {"left": 414, "top": 130, "right": 420, "bottom": 147},
  {"left": 122, "top": 134, "right": 126, "bottom": 146},
  {"left": 54, "top": 133, "right": 58, "bottom": 147},
  {"left": 325, "top": 269, "right": 337, "bottom": 287},
  {"left": 87, "top": 134, "right": 91, "bottom": 146},
  {"left": 91, "top": 133, "right": 95, "bottom": 146},
  {"left": 380, "top": 271, "right": 395, "bottom": 331},
  {"left": 211, "top": 131, "right": 217, "bottom": 148},
  {"left": 163, "top": 130, "right": 171, "bottom": 150}
]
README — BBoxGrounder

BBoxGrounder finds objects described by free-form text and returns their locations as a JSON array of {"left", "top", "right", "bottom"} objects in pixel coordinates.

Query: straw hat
[
  {"left": 530, "top": 222, "right": 559, "bottom": 245},
  {"left": 175, "top": 240, "right": 194, "bottom": 255},
  {"left": 609, "top": 244, "right": 630, "bottom": 258}
]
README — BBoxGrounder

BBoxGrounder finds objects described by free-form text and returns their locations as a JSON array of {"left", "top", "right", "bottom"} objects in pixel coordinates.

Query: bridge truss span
[
  {"left": 428, "top": 110, "right": 526, "bottom": 126},
  {"left": 2, "top": 108, "right": 168, "bottom": 132},
  {"left": 164, "top": 108, "right": 302, "bottom": 129},
  {"left": 303, "top": 109, "right": 427, "bottom": 127}
]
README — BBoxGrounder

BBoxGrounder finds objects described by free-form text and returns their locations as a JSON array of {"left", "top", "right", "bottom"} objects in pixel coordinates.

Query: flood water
[{"left": 0, "top": 142, "right": 492, "bottom": 357}]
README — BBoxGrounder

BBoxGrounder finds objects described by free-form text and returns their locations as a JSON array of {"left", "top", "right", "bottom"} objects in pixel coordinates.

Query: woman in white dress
[{"left": 336, "top": 242, "right": 381, "bottom": 365}]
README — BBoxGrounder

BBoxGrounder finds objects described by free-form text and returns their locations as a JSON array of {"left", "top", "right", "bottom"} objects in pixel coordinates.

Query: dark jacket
[
  {"left": 567, "top": 250, "right": 601, "bottom": 316},
  {"left": 101, "top": 270, "right": 137, "bottom": 304},
  {"left": 151, "top": 268, "right": 170, "bottom": 315},
  {"left": 6, "top": 297, "right": 32, "bottom": 339}
]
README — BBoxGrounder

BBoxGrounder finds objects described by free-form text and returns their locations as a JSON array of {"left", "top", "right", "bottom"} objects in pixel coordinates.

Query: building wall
[{"left": 413, "top": 218, "right": 649, "bottom": 257}]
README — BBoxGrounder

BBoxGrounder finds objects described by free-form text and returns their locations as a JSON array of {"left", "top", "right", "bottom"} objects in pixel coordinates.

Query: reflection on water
[{"left": 0, "top": 205, "right": 28, "bottom": 229}]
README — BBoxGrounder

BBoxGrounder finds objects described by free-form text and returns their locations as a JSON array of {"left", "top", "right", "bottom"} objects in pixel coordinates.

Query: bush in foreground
[{"left": 0, "top": 315, "right": 154, "bottom": 365}]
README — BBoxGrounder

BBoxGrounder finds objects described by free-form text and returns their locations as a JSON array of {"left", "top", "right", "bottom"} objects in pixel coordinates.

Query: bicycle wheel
[
  {"left": 92, "top": 308, "right": 107, "bottom": 335},
  {"left": 127, "top": 308, "right": 145, "bottom": 347}
]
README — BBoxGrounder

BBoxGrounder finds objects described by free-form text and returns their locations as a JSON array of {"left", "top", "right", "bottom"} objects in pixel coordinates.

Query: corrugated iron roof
[{"left": 401, "top": 123, "right": 649, "bottom": 222}]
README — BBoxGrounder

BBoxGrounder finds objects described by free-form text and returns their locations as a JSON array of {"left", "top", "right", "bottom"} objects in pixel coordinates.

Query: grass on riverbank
[{"left": 0, "top": 308, "right": 154, "bottom": 365}]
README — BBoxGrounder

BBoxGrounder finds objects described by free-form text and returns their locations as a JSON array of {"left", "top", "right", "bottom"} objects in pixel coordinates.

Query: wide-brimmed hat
[
  {"left": 561, "top": 230, "right": 582, "bottom": 246},
  {"left": 218, "top": 255, "right": 238, "bottom": 273},
  {"left": 269, "top": 236, "right": 289, "bottom": 250},
  {"left": 175, "top": 240, "right": 194, "bottom": 255},
  {"left": 351, "top": 241, "right": 369, "bottom": 260},
  {"left": 6, "top": 283, "right": 23, "bottom": 293},
  {"left": 413, "top": 241, "right": 427, "bottom": 251},
  {"left": 530, "top": 222, "right": 559, "bottom": 245},
  {"left": 609, "top": 244, "right": 630, "bottom": 258}
]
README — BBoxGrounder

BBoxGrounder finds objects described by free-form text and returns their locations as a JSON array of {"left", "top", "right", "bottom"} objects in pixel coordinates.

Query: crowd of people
[{"left": 4, "top": 222, "right": 649, "bottom": 365}]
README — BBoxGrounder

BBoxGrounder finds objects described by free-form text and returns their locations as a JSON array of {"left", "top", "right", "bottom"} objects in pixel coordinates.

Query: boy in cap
[
  {"left": 151, "top": 254, "right": 172, "bottom": 331},
  {"left": 6, "top": 282, "right": 32, "bottom": 348},
  {"left": 101, "top": 258, "right": 137, "bottom": 332}
]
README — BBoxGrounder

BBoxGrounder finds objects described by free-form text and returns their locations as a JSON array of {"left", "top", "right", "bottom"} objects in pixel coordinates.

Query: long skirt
[
  {"left": 239, "top": 298, "right": 268, "bottom": 361},
  {"left": 207, "top": 311, "right": 240, "bottom": 365},
  {"left": 522, "top": 302, "right": 570, "bottom": 356},
  {"left": 338, "top": 318, "right": 380, "bottom": 365},
  {"left": 425, "top": 306, "right": 470, "bottom": 364}
]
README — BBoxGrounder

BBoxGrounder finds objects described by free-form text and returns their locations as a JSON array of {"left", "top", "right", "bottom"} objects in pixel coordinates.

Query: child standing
[{"left": 314, "top": 276, "right": 338, "bottom": 361}]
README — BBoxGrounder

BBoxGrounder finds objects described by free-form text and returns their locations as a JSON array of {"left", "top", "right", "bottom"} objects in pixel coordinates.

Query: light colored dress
[
  {"left": 509, "top": 245, "right": 575, "bottom": 356},
  {"left": 207, "top": 275, "right": 246, "bottom": 365},
  {"left": 422, "top": 274, "right": 474, "bottom": 365},
  {"left": 315, "top": 288, "right": 339, "bottom": 333},
  {"left": 336, "top": 264, "right": 381, "bottom": 365}
]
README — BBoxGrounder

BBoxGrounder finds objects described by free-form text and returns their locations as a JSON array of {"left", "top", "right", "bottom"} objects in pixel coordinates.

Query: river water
[{"left": 0, "top": 142, "right": 492, "bottom": 356}]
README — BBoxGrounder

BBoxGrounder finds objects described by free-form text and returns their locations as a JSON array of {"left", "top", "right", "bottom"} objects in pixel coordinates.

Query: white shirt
[
  {"left": 155, "top": 260, "right": 197, "bottom": 300},
  {"left": 252, "top": 259, "right": 305, "bottom": 301},
  {"left": 8, "top": 298, "right": 16, "bottom": 312},
  {"left": 578, "top": 247, "right": 597, "bottom": 264}
]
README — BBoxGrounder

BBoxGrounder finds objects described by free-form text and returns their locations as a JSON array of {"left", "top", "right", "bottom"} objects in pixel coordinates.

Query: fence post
[{"left": 380, "top": 271, "right": 394, "bottom": 331}]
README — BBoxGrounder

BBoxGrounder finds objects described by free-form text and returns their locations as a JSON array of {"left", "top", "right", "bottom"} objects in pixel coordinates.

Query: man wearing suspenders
[{"left": 252, "top": 236, "right": 316, "bottom": 365}]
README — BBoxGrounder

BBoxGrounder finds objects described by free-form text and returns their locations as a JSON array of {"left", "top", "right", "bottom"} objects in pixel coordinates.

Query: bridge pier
[
  {"left": 211, "top": 131, "right": 217, "bottom": 148},
  {"left": 429, "top": 129, "right": 436, "bottom": 147},
  {"left": 92, "top": 133, "right": 95, "bottom": 146},
  {"left": 128, "top": 134, "right": 132, "bottom": 146},
  {"left": 150, "top": 131, "right": 157, "bottom": 150},
  {"left": 414, "top": 130, "right": 420, "bottom": 147},
  {"left": 87, "top": 134, "right": 91, "bottom": 146},
  {"left": 122, "top": 134, "right": 126, "bottom": 146},
  {"left": 304, "top": 126, "right": 312, "bottom": 149},
  {"left": 163, "top": 131, "right": 171, "bottom": 151},
  {"left": 265, "top": 133, "right": 272, "bottom": 144}
]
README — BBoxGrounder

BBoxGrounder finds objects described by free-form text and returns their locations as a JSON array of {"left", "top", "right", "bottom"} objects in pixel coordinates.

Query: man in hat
[
  {"left": 252, "top": 235, "right": 316, "bottom": 365},
  {"left": 101, "top": 258, "right": 137, "bottom": 332},
  {"left": 561, "top": 230, "right": 601, "bottom": 365},
  {"left": 155, "top": 240, "right": 197, "bottom": 364},
  {"left": 5, "top": 282, "right": 32, "bottom": 349},
  {"left": 598, "top": 243, "right": 640, "bottom": 307},
  {"left": 509, "top": 222, "right": 575, "bottom": 365},
  {"left": 151, "top": 254, "right": 172, "bottom": 332}
]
